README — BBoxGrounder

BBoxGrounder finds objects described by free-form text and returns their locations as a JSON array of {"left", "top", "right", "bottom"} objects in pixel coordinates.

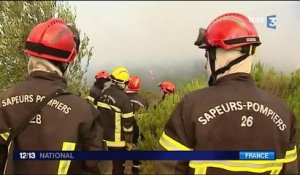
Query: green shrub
[{"left": 136, "top": 78, "right": 207, "bottom": 174}]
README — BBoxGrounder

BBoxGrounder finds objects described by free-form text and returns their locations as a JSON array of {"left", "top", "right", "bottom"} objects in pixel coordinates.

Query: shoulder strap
[{"left": 3, "top": 89, "right": 69, "bottom": 144}]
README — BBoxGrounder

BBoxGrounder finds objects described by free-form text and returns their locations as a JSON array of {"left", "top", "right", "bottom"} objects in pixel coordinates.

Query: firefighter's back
[
  {"left": 1, "top": 72, "right": 100, "bottom": 174},
  {"left": 183, "top": 74, "right": 296, "bottom": 174},
  {"left": 127, "top": 93, "right": 149, "bottom": 112},
  {"left": 97, "top": 84, "right": 132, "bottom": 144},
  {"left": 90, "top": 84, "right": 103, "bottom": 100}
]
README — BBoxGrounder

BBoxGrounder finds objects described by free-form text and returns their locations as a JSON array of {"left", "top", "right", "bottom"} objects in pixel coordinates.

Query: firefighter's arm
[
  {"left": 84, "top": 95, "right": 96, "bottom": 107},
  {"left": 121, "top": 99, "right": 135, "bottom": 145},
  {"left": 0, "top": 107, "right": 9, "bottom": 173},
  {"left": 0, "top": 144, "right": 6, "bottom": 174},
  {"left": 82, "top": 107, "right": 111, "bottom": 175},
  {"left": 156, "top": 96, "right": 193, "bottom": 175},
  {"left": 282, "top": 113, "right": 299, "bottom": 174}
]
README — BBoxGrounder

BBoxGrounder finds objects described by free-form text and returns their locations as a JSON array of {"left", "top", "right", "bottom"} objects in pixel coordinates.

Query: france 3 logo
[{"left": 266, "top": 15, "right": 277, "bottom": 29}]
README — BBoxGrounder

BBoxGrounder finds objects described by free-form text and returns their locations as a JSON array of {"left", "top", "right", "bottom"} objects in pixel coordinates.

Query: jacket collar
[
  {"left": 27, "top": 71, "right": 67, "bottom": 88},
  {"left": 110, "top": 83, "right": 125, "bottom": 91},
  {"left": 214, "top": 73, "right": 255, "bottom": 86}
]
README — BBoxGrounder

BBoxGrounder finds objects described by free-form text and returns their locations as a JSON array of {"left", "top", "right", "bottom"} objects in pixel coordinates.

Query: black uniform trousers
[
  {"left": 108, "top": 147, "right": 126, "bottom": 175},
  {"left": 132, "top": 121, "right": 141, "bottom": 175}
]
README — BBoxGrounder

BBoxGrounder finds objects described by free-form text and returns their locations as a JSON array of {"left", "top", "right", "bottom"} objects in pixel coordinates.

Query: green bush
[
  {"left": 137, "top": 78, "right": 207, "bottom": 150},
  {"left": 136, "top": 78, "right": 207, "bottom": 174}
]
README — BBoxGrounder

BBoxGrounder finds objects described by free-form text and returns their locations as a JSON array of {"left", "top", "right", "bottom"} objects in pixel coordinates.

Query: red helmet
[
  {"left": 24, "top": 18, "right": 77, "bottom": 63},
  {"left": 195, "top": 13, "right": 261, "bottom": 50},
  {"left": 95, "top": 70, "right": 109, "bottom": 79},
  {"left": 127, "top": 75, "right": 142, "bottom": 92},
  {"left": 158, "top": 81, "right": 175, "bottom": 94}
]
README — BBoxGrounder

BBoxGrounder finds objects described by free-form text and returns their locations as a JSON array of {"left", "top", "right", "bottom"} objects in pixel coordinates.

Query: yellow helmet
[{"left": 111, "top": 66, "right": 130, "bottom": 83}]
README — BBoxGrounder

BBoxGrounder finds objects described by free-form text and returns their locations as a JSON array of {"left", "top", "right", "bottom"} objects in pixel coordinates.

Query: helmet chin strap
[
  {"left": 49, "top": 60, "right": 69, "bottom": 75},
  {"left": 117, "top": 83, "right": 126, "bottom": 90},
  {"left": 207, "top": 47, "right": 217, "bottom": 86},
  {"left": 207, "top": 45, "right": 255, "bottom": 86}
]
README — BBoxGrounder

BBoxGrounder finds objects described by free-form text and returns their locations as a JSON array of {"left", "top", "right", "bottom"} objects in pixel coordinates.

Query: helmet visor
[{"left": 194, "top": 28, "right": 209, "bottom": 48}]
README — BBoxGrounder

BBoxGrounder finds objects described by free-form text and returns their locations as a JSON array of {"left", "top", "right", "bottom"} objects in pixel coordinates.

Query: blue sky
[{"left": 67, "top": 1, "right": 300, "bottom": 85}]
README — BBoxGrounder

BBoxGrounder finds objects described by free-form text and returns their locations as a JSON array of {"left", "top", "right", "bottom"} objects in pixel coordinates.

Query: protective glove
[{"left": 125, "top": 142, "right": 134, "bottom": 151}]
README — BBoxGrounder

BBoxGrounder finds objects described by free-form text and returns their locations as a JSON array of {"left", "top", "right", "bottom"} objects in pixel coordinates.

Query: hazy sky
[{"left": 68, "top": 1, "right": 300, "bottom": 83}]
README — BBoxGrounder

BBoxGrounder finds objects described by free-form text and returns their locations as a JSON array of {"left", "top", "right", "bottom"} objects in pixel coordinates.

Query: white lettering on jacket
[
  {"left": 197, "top": 101, "right": 286, "bottom": 131},
  {"left": 2, "top": 94, "right": 72, "bottom": 115}
]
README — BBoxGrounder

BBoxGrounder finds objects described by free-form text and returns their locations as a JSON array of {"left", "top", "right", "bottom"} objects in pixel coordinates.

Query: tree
[
  {"left": 55, "top": 2, "right": 93, "bottom": 96},
  {"left": 0, "top": 1, "right": 92, "bottom": 96}
]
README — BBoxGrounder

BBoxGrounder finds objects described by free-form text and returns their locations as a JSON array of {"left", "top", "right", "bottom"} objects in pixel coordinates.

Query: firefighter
[
  {"left": 88, "top": 70, "right": 110, "bottom": 104},
  {"left": 153, "top": 81, "right": 176, "bottom": 110},
  {"left": 0, "top": 18, "right": 109, "bottom": 174},
  {"left": 96, "top": 66, "right": 135, "bottom": 175},
  {"left": 158, "top": 81, "right": 176, "bottom": 102},
  {"left": 126, "top": 75, "right": 149, "bottom": 112},
  {"left": 125, "top": 75, "right": 149, "bottom": 175},
  {"left": 156, "top": 12, "right": 299, "bottom": 174}
]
